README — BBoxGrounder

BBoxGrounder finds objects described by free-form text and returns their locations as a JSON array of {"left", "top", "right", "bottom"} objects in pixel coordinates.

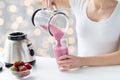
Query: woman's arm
[
  {"left": 34, "top": 0, "right": 70, "bottom": 8},
  {"left": 53, "top": 0, "right": 70, "bottom": 8},
  {"left": 81, "top": 50, "right": 120, "bottom": 66},
  {"left": 58, "top": 50, "right": 120, "bottom": 69}
]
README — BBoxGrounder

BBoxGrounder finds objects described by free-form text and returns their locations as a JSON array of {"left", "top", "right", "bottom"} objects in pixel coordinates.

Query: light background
[{"left": 0, "top": 0, "right": 77, "bottom": 57}]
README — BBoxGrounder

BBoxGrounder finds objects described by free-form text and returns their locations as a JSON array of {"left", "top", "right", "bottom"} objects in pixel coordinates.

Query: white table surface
[{"left": 0, "top": 53, "right": 120, "bottom": 80}]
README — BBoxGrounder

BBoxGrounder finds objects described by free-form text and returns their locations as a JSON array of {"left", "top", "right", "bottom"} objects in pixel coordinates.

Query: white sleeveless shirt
[{"left": 69, "top": 0, "right": 120, "bottom": 56}]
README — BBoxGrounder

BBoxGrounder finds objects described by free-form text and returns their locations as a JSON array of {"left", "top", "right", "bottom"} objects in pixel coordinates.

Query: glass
[
  {"left": 52, "top": 38, "right": 69, "bottom": 70},
  {"left": 10, "top": 69, "right": 32, "bottom": 79},
  {"left": 31, "top": 3, "right": 69, "bottom": 36}
]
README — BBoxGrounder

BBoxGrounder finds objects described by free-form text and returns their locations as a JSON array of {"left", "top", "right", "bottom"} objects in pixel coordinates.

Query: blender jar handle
[
  {"left": 23, "top": 39, "right": 35, "bottom": 56},
  {"left": 31, "top": 8, "right": 54, "bottom": 36},
  {"left": 31, "top": 0, "right": 58, "bottom": 26},
  {"left": 32, "top": 8, "right": 46, "bottom": 26}
]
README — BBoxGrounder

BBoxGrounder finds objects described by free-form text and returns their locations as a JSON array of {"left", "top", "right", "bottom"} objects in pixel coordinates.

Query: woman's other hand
[{"left": 57, "top": 55, "right": 84, "bottom": 70}]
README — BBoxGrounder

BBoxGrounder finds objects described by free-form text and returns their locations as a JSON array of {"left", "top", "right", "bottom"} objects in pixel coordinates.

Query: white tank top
[{"left": 69, "top": 0, "right": 120, "bottom": 56}]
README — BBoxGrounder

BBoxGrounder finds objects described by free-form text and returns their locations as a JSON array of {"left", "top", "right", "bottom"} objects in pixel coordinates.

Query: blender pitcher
[{"left": 31, "top": 2, "right": 69, "bottom": 36}]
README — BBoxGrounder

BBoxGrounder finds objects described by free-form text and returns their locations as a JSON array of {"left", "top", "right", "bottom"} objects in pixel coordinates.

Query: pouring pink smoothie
[{"left": 40, "top": 24, "right": 69, "bottom": 60}]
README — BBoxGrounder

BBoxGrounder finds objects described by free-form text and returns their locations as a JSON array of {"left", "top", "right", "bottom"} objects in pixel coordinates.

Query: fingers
[
  {"left": 47, "top": 0, "right": 50, "bottom": 7},
  {"left": 57, "top": 55, "right": 80, "bottom": 70},
  {"left": 58, "top": 55, "right": 72, "bottom": 61},
  {"left": 42, "top": 0, "right": 54, "bottom": 8},
  {"left": 57, "top": 58, "right": 75, "bottom": 70},
  {"left": 42, "top": 0, "right": 47, "bottom": 7},
  {"left": 57, "top": 59, "right": 73, "bottom": 65},
  {"left": 60, "top": 64, "right": 76, "bottom": 70}
]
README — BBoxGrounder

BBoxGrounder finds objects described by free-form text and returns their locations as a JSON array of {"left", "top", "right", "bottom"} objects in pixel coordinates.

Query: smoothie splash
[
  {"left": 49, "top": 24, "right": 64, "bottom": 46},
  {"left": 40, "top": 24, "right": 64, "bottom": 46},
  {"left": 49, "top": 24, "right": 69, "bottom": 62}
]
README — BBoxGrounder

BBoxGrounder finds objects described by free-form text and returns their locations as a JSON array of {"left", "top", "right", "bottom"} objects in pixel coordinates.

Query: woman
[{"left": 42, "top": 0, "right": 120, "bottom": 70}]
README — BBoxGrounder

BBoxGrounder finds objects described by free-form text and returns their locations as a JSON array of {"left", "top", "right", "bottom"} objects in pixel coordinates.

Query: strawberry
[
  {"left": 13, "top": 60, "right": 21, "bottom": 67},
  {"left": 13, "top": 60, "right": 25, "bottom": 67},
  {"left": 19, "top": 61, "right": 25, "bottom": 66},
  {"left": 24, "top": 63, "right": 32, "bottom": 70},
  {"left": 13, "top": 62, "right": 19, "bottom": 67},
  {"left": 18, "top": 66, "right": 27, "bottom": 71}
]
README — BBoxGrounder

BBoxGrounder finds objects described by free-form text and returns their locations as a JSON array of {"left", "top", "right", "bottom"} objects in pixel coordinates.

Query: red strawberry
[
  {"left": 13, "top": 61, "right": 19, "bottom": 67},
  {"left": 13, "top": 60, "right": 25, "bottom": 67},
  {"left": 19, "top": 61, "right": 25, "bottom": 66},
  {"left": 18, "top": 66, "right": 27, "bottom": 71},
  {"left": 24, "top": 63, "right": 32, "bottom": 69}
]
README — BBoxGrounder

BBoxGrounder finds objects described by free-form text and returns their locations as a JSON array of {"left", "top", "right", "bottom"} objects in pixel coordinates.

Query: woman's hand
[
  {"left": 41, "top": 0, "right": 70, "bottom": 8},
  {"left": 41, "top": 0, "right": 55, "bottom": 8},
  {"left": 57, "top": 55, "right": 83, "bottom": 70}
]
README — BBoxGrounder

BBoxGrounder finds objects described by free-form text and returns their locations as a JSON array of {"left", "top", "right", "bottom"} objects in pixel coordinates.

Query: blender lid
[{"left": 8, "top": 32, "right": 27, "bottom": 40}]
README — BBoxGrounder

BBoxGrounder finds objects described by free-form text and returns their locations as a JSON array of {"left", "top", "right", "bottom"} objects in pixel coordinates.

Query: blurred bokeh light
[
  {"left": 0, "top": 18, "right": 4, "bottom": 26},
  {"left": 7, "top": 5, "right": 17, "bottom": 13},
  {"left": 0, "top": 0, "right": 77, "bottom": 57}
]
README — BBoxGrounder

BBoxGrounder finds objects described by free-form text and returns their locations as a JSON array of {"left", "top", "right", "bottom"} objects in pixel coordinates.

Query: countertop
[{"left": 0, "top": 53, "right": 120, "bottom": 80}]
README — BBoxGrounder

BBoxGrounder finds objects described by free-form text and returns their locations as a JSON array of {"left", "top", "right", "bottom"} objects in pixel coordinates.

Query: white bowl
[{"left": 10, "top": 68, "right": 32, "bottom": 79}]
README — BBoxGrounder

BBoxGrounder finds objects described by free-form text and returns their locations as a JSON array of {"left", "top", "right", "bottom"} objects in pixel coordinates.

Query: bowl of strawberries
[{"left": 10, "top": 61, "right": 32, "bottom": 79}]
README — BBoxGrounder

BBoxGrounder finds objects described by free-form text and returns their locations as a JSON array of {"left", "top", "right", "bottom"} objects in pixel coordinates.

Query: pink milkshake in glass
[
  {"left": 49, "top": 24, "right": 69, "bottom": 59},
  {"left": 48, "top": 24, "right": 69, "bottom": 70},
  {"left": 53, "top": 46, "right": 68, "bottom": 61},
  {"left": 53, "top": 40, "right": 69, "bottom": 70},
  {"left": 40, "top": 24, "right": 69, "bottom": 70}
]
